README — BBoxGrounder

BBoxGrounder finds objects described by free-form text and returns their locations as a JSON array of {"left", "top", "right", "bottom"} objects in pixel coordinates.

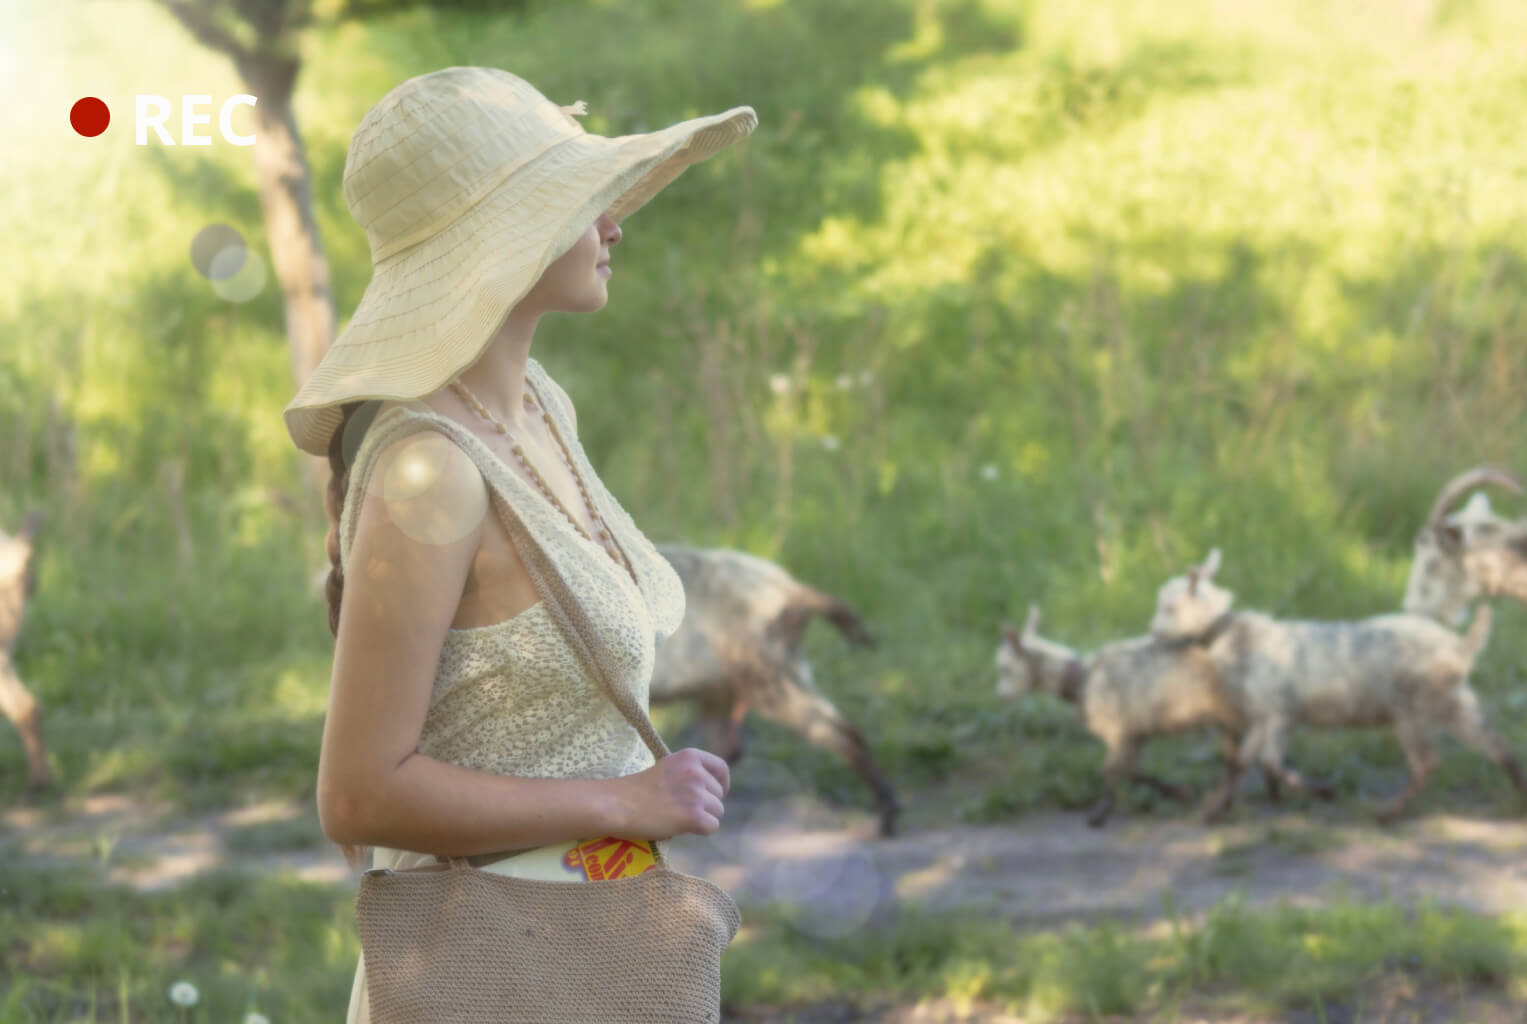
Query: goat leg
[
  {"left": 1375, "top": 775, "right": 1430, "bottom": 823},
  {"left": 1085, "top": 788, "right": 1116, "bottom": 828},
  {"left": 694, "top": 691, "right": 747, "bottom": 764},
  {"left": 1202, "top": 724, "right": 1267, "bottom": 823},
  {"left": 1129, "top": 771, "right": 1192, "bottom": 803},
  {"left": 717, "top": 697, "right": 749, "bottom": 765},
  {"left": 1435, "top": 685, "right": 1527, "bottom": 804},
  {"left": 751, "top": 665, "right": 901, "bottom": 837},
  {"left": 0, "top": 656, "right": 52, "bottom": 790},
  {"left": 1089, "top": 740, "right": 1138, "bottom": 827},
  {"left": 1253, "top": 716, "right": 1340, "bottom": 799},
  {"left": 1501, "top": 752, "right": 1527, "bottom": 801},
  {"left": 1376, "top": 721, "right": 1437, "bottom": 824},
  {"left": 1277, "top": 763, "right": 1340, "bottom": 800},
  {"left": 1216, "top": 732, "right": 1275, "bottom": 803},
  {"left": 1261, "top": 767, "right": 1284, "bottom": 803},
  {"left": 1197, "top": 774, "right": 1239, "bottom": 823}
]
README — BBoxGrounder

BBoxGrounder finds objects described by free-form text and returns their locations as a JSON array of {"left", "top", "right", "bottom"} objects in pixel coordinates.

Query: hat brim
[{"left": 284, "top": 105, "right": 757, "bottom": 457}]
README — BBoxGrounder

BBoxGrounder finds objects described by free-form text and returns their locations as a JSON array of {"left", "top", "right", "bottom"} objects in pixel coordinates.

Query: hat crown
[{"left": 342, "top": 67, "right": 585, "bottom": 263}]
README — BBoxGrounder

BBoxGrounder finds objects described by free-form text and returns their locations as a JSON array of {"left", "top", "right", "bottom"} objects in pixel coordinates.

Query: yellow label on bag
[{"left": 564, "top": 837, "right": 658, "bottom": 881}]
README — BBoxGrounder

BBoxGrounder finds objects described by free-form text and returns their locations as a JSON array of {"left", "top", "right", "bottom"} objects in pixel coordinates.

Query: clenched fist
[{"left": 608, "top": 747, "right": 731, "bottom": 840}]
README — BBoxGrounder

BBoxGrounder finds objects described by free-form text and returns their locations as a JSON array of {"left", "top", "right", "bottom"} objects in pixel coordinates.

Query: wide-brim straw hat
[{"left": 283, "top": 66, "right": 757, "bottom": 457}]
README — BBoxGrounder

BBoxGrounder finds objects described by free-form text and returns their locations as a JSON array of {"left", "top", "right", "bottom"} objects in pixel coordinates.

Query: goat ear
[
  {"left": 1509, "top": 531, "right": 1527, "bottom": 560},
  {"left": 1002, "top": 623, "right": 1021, "bottom": 651},
  {"left": 1437, "top": 523, "right": 1465, "bottom": 555}
]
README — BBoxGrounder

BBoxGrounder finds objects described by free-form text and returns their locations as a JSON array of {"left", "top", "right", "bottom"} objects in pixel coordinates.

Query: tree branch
[{"left": 155, "top": 0, "right": 252, "bottom": 61}]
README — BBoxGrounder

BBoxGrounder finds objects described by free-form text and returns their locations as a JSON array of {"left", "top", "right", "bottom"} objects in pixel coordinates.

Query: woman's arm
[{"left": 316, "top": 429, "right": 727, "bottom": 853}]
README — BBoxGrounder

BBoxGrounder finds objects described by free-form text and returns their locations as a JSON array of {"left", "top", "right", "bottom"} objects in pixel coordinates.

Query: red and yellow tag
[{"left": 564, "top": 837, "right": 658, "bottom": 881}]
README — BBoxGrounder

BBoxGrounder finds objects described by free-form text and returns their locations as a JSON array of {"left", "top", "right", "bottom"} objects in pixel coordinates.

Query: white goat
[
  {"left": 1151, "top": 548, "right": 1523, "bottom": 821},
  {"left": 1404, "top": 467, "right": 1527, "bottom": 627},
  {"left": 995, "top": 605, "right": 1248, "bottom": 827}
]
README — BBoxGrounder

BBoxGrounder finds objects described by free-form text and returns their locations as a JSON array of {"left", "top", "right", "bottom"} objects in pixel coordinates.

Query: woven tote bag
[{"left": 352, "top": 411, "right": 741, "bottom": 1023}]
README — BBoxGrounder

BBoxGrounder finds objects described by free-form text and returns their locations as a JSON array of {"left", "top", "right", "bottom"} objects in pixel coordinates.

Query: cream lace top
[
  {"left": 337, "top": 355, "right": 688, "bottom": 783},
  {"left": 337, "top": 357, "right": 688, "bottom": 1024}
]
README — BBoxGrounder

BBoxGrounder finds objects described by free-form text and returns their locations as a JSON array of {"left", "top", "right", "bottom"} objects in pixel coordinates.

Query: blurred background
[{"left": 4, "top": 0, "right": 1527, "bottom": 1020}]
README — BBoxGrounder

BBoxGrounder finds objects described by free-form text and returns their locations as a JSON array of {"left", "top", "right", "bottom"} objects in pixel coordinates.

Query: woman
[{"left": 281, "top": 67, "right": 756, "bottom": 1022}]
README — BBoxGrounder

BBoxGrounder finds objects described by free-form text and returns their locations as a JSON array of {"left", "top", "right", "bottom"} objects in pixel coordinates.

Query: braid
[
  {"left": 322, "top": 401, "right": 371, "bottom": 873},
  {"left": 323, "top": 402, "right": 363, "bottom": 638}
]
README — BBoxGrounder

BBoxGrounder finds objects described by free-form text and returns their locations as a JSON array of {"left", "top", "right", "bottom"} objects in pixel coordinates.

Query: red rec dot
[{"left": 71, "top": 97, "right": 111, "bottom": 137}]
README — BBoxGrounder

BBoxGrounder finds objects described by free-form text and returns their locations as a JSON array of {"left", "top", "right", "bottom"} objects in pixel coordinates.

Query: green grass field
[
  {"left": 6, "top": 0, "right": 1527, "bottom": 1018},
  {"left": 7, "top": 861, "right": 1527, "bottom": 1021}
]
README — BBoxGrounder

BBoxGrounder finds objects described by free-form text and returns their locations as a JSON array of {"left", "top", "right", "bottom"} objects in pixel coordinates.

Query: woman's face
[{"left": 523, "top": 211, "right": 621, "bottom": 314}]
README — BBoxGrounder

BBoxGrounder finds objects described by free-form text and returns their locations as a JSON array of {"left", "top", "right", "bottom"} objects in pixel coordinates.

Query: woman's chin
[{"left": 551, "top": 287, "right": 608, "bottom": 314}]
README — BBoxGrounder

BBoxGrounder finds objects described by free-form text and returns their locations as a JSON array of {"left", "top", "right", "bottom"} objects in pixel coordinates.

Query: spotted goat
[
  {"left": 1151, "top": 547, "right": 1524, "bottom": 822},
  {"left": 650, "top": 545, "right": 901, "bottom": 837},
  {"left": 995, "top": 604, "right": 1250, "bottom": 827}
]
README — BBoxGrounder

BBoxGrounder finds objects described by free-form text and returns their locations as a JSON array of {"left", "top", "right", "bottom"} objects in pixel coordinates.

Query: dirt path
[
  {"left": 7, "top": 785, "right": 1527, "bottom": 926},
  {"left": 8, "top": 785, "right": 1527, "bottom": 1022}
]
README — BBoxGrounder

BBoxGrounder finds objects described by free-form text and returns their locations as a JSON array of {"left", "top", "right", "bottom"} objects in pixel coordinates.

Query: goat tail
[
  {"left": 807, "top": 586, "right": 875, "bottom": 647},
  {"left": 778, "top": 583, "right": 876, "bottom": 648},
  {"left": 1463, "top": 603, "right": 1494, "bottom": 662}
]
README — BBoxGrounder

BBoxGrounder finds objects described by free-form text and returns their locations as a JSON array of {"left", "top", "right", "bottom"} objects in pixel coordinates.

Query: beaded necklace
[{"left": 449, "top": 377, "right": 638, "bottom": 587}]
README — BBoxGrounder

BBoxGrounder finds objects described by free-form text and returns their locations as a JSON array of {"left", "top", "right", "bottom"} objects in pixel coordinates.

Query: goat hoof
[{"left": 1197, "top": 800, "right": 1233, "bottom": 824}]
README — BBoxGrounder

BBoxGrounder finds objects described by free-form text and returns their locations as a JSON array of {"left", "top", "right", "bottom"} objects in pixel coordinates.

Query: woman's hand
[{"left": 608, "top": 748, "right": 730, "bottom": 839}]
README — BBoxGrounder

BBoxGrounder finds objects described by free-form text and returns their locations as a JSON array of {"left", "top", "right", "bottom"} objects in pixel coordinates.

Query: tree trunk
[{"left": 240, "top": 52, "right": 337, "bottom": 523}]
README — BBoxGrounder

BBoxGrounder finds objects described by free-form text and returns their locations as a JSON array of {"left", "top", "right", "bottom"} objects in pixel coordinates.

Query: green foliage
[{"left": 0, "top": 865, "right": 358, "bottom": 1022}]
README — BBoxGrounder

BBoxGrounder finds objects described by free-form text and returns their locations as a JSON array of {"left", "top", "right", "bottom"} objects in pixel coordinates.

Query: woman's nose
[{"left": 600, "top": 214, "right": 622, "bottom": 246}]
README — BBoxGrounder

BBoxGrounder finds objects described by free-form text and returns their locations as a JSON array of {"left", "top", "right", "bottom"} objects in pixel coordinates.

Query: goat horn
[
  {"left": 1201, "top": 547, "right": 1222, "bottom": 579},
  {"left": 1022, "top": 603, "right": 1041, "bottom": 637},
  {"left": 1426, "top": 467, "right": 1523, "bottom": 528},
  {"left": 1002, "top": 623, "right": 1021, "bottom": 650}
]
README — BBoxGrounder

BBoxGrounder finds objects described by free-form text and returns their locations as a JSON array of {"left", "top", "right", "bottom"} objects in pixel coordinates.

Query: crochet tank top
[
  {"left": 336, "top": 356, "right": 687, "bottom": 782},
  {"left": 338, "top": 357, "right": 690, "bottom": 1024}
]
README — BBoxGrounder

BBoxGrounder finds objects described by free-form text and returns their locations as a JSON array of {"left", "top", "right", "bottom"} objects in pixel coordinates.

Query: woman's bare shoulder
[
  {"left": 342, "top": 401, "right": 489, "bottom": 573},
  {"left": 356, "top": 418, "right": 487, "bottom": 545}
]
